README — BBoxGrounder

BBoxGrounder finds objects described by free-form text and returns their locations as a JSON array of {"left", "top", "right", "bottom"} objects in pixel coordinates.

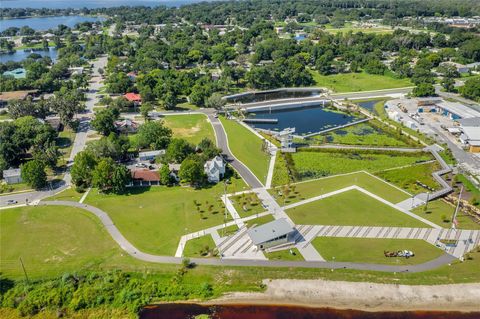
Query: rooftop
[
  {"left": 2, "top": 68, "right": 27, "bottom": 79},
  {"left": 462, "top": 126, "right": 480, "bottom": 141},
  {"left": 124, "top": 92, "right": 142, "bottom": 102},
  {"left": 0, "top": 90, "right": 37, "bottom": 102},
  {"left": 437, "top": 101, "right": 480, "bottom": 119},
  {"left": 458, "top": 117, "right": 480, "bottom": 128},
  {"left": 3, "top": 168, "right": 21, "bottom": 178},
  {"left": 247, "top": 218, "right": 294, "bottom": 245},
  {"left": 131, "top": 169, "right": 160, "bottom": 182}
]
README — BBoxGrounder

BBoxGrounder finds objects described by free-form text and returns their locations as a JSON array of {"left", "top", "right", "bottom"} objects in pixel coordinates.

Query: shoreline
[{"left": 201, "top": 279, "right": 480, "bottom": 313}]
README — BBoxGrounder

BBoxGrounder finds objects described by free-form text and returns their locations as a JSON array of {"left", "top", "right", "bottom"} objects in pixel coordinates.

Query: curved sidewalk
[{"left": 38, "top": 200, "right": 457, "bottom": 273}]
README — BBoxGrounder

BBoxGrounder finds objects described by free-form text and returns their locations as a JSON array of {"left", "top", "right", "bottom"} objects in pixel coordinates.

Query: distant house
[
  {"left": 139, "top": 150, "right": 165, "bottom": 162},
  {"left": 440, "top": 62, "right": 469, "bottom": 74},
  {"left": 0, "top": 90, "right": 37, "bottom": 108},
  {"left": 124, "top": 92, "right": 142, "bottom": 105},
  {"left": 2, "top": 68, "right": 27, "bottom": 79},
  {"left": 204, "top": 155, "right": 225, "bottom": 183},
  {"left": 115, "top": 119, "right": 139, "bottom": 134},
  {"left": 68, "top": 67, "right": 84, "bottom": 76},
  {"left": 44, "top": 117, "right": 64, "bottom": 132},
  {"left": 168, "top": 163, "right": 181, "bottom": 182},
  {"left": 127, "top": 72, "right": 137, "bottom": 80},
  {"left": 2, "top": 168, "right": 22, "bottom": 184},
  {"left": 247, "top": 218, "right": 295, "bottom": 250}
]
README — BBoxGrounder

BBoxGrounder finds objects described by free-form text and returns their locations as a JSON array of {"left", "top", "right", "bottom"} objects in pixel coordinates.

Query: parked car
[
  {"left": 6, "top": 200, "right": 17, "bottom": 205},
  {"left": 135, "top": 163, "right": 148, "bottom": 168}
]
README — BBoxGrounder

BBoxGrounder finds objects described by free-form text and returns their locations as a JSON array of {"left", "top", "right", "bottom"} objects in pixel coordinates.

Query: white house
[
  {"left": 3, "top": 168, "right": 22, "bottom": 184},
  {"left": 139, "top": 150, "right": 165, "bottom": 162},
  {"left": 204, "top": 156, "right": 225, "bottom": 183}
]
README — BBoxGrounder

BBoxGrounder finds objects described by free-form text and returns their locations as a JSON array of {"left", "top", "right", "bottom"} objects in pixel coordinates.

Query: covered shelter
[{"left": 247, "top": 218, "right": 295, "bottom": 250}]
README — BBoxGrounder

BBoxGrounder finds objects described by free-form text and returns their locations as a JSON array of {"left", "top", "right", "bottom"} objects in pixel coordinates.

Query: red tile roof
[
  {"left": 124, "top": 92, "right": 142, "bottom": 102},
  {"left": 131, "top": 169, "right": 160, "bottom": 182}
]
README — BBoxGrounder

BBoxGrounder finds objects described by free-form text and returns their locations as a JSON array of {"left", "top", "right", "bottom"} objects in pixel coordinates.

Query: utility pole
[
  {"left": 452, "top": 185, "right": 463, "bottom": 229},
  {"left": 19, "top": 257, "right": 29, "bottom": 284},
  {"left": 223, "top": 179, "right": 227, "bottom": 237},
  {"left": 424, "top": 192, "right": 430, "bottom": 212}
]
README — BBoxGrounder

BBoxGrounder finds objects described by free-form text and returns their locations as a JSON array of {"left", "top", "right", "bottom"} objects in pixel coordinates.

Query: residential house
[
  {"left": 440, "top": 62, "right": 470, "bottom": 75},
  {"left": 124, "top": 92, "right": 142, "bottom": 106},
  {"left": 2, "top": 68, "right": 27, "bottom": 79},
  {"left": 2, "top": 168, "right": 22, "bottom": 184},
  {"left": 204, "top": 156, "right": 225, "bottom": 183},
  {"left": 115, "top": 119, "right": 139, "bottom": 134},
  {"left": 131, "top": 169, "right": 160, "bottom": 185},
  {"left": 139, "top": 150, "right": 165, "bottom": 162},
  {"left": 0, "top": 90, "right": 37, "bottom": 108}
]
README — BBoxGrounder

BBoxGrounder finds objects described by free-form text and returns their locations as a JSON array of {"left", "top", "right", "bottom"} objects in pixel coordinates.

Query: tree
[
  {"left": 106, "top": 72, "right": 133, "bottom": 94},
  {"left": 459, "top": 77, "right": 480, "bottom": 102},
  {"left": 32, "top": 141, "right": 60, "bottom": 169},
  {"left": 412, "top": 83, "right": 436, "bottom": 97},
  {"left": 71, "top": 150, "right": 97, "bottom": 189},
  {"left": 86, "top": 133, "right": 130, "bottom": 161},
  {"left": 165, "top": 138, "right": 194, "bottom": 163},
  {"left": 197, "top": 138, "right": 221, "bottom": 160},
  {"left": 163, "top": 91, "right": 177, "bottom": 110},
  {"left": 135, "top": 121, "right": 172, "bottom": 150},
  {"left": 441, "top": 76, "right": 456, "bottom": 93},
  {"left": 179, "top": 154, "right": 205, "bottom": 186},
  {"left": 159, "top": 164, "right": 172, "bottom": 185},
  {"left": 48, "top": 95, "right": 84, "bottom": 129},
  {"left": 111, "top": 164, "right": 130, "bottom": 193},
  {"left": 91, "top": 157, "right": 129, "bottom": 193},
  {"left": 21, "top": 160, "right": 47, "bottom": 189},
  {"left": 91, "top": 107, "right": 120, "bottom": 136},
  {"left": 205, "top": 93, "right": 226, "bottom": 110},
  {"left": 140, "top": 102, "right": 154, "bottom": 120},
  {"left": 8, "top": 98, "right": 49, "bottom": 119}
]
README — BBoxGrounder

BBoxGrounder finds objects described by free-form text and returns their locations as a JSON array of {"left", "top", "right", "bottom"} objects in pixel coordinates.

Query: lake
[
  {"left": 0, "top": 15, "right": 105, "bottom": 32},
  {"left": 1, "top": 0, "right": 207, "bottom": 9},
  {"left": 139, "top": 303, "right": 480, "bottom": 319},
  {"left": 0, "top": 47, "right": 58, "bottom": 63},
  {"left": 246, "top": 104, "right": 359, "bottom": 136}
]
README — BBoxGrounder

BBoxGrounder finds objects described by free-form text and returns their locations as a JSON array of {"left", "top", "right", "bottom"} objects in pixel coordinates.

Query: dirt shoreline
[{"left": 204, "top": 279, "right": 480, "bottom": 312}]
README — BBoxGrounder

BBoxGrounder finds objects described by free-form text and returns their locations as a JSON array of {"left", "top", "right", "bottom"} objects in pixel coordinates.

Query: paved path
[{"left": 36, "top": 200, "right": 460, "bottom": 272}]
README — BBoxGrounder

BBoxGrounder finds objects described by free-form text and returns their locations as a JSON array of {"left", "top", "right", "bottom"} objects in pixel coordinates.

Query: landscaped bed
[
  {"left": 412, "top": 199, "right": 480, "bottom": 230},
  {"left": 270, "top": 171, "right": 411, "bottom": 205},
  {"left": 290, "top": 148, "right": 433, "bottom": 181},
  {"left": 285, "top": 189, "right": 428, "bottom": 227},
  {"left": 312, "top": 238, "right": 444, "bottom": 265},
  {"left": 230, "top": 192, "right": 265, "bottom": 218},
  {"left": 84, "top": 178, "right": 248, "bottom": 256},
  {"left": 183, "top": 235, "right": 217, "bottom": 258},
  {"left": 265, "top": 248, "right": 304, "bottom": 261}
]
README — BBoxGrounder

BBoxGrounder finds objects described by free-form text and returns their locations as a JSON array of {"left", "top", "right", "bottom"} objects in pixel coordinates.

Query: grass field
[
  {"left": 85, "top": 179, "right": 247, "bottom": 256},
  {"left": 219, "top": 116, "right": 270, "bottom": 184},
  {"left": 271, "top": 153, "right": 291, "bottom": 187},
  {"left": 162, "top": 114, "right": 215, "bottom": 145},
  {"left": 43, "top": 187, "right": 84, "bottom": 202},
  {"left": 244, "top": 214, "right": 275, "bottom": 227},
  {"left": 0, "top": 206, "right": 126, "bottom": 279},
  {"left": 314, "top": 122, "right": 410, "bottom": 147},
  {"left": 310, "top": 71, "right": 412, "bottom": 93},
  {"left": 0, "top": 182, "right": 32, "bottom": 196},
  {"left": 285, "top": 189, "right": 427, "bottom": 227},
  {"left": 270, "top": 171, "right": 410, "bottom": 205},
  {"left": 265, "top": 248, "right": 304, "bottom": 261},
  {"left": 412, "top": 199, "right": 480, "bottom": 230},
  {"left": 323, "top": 22, "right": 393, "bottom": 35},
  {"left": 291, "top": 149, "right": 432, "bottom": 181},
  {"left": 56, "top": 129, "right": 75, "bottom": 161},
  {"left": 183, "top": 235, "right": 217, "bottom": 258},
  {"left": 375, "top": 161, "right": 441, "bottom": 195},
  {"left": 230, "top": 192, "right": 265, "bottom": 218},
  {"left": 312, "top": 238, "right": 444, "bottom": 265}
]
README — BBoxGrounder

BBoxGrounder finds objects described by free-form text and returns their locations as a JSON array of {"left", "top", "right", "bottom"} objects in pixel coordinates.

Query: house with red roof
[{"left": 124, "top": 92, "right": 142, "bottom": 105}]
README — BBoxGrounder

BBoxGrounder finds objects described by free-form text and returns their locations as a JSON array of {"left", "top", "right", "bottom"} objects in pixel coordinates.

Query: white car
[
  {"left": 6, "top": 200, "right": 17, "bottom": 205},
  {"left": 135, "top": 163, "right": 147, "bottom": 168}
]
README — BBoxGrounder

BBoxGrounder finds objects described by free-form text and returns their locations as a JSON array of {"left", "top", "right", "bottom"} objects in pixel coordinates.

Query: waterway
[
  {"left": 139, "top": 303, "right": 480, "bottom": 319},
  {"left": 0, "top": 47, "right": 58, "bottom": 63},
  {"left": 1, "top": 0, "right": 207, "bottom": 9},
  {"left": 0, "top": 15, "right": 105, "bottom": 32},
  {"left": 246, "top": 104, "right": 359, "bottom": 136}
]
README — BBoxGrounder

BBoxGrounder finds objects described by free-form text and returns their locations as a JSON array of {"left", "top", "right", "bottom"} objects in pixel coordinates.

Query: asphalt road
[
  {"left": 38, "top": 200, "right": 457, "bottom": 273},
  {"left": 204, "top": 110, "right": 264, "bottom": 189}
]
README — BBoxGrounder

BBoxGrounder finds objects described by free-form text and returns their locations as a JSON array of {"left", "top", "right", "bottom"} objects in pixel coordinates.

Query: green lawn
[
  {"left": 163, "top": 114, "right": 215, "bottom": 145},
  {"left": 219, "top": 223, "right": 239, "bottom": 237},
  {"left": 230, "top": 192, "right": 265, "bottom": 218},
  {"left": 375, "top": 162, "right": 441, "bottom": 195},
  {"left": 286, "top": 189, "right": 427, "bottom": 227},
  {"left": 312, "top": 238, "right": 444, "bottom": 265},
  {"left": 244, "top": 214, "right": 275, "bottom": 227},
  {"left": 85, "top": 179, "right": 247, "bottom": 256},
  {"left": 271, "top": 152, "right": 290, "bottom": 187},
  {"left": 219, "top": 116, "right": 270, "bottom": 185},
  {"left": 270, "top": 171, "right": 410, "bottom": 205},
  {"left": 0, "top": 206, "right": 126, "bottom": 279},
  {"left": 291, "top": 149, "right": 432, "bottom": 181},
  {"left": 314, "top": 122, "right": 410, "bottom": 147},
  {"left": 412, "top": 199, "right": 480, "bottom": 230},
  {"left": 183, "top": 235, "right": 217, "bottom": 258},
  {"left": 265, "top": 248, "right": 304, "bottom": 261},
  {"left": 56, "top": 129, "right": 75, "bottom": 161},
  {"left": 43, "top": 187, "right": 84, "bottom": 202},
  {"left": 0, "top": 182, "right": 32, "bottom": 196},
  {"left": 311, "top": 71, "right": 412, "bottom": 93}
]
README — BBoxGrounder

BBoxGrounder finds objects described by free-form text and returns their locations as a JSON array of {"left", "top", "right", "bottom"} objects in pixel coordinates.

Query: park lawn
[
  {"left": 43, "top": 187, "right": 84, "bottom": 202},
  {"left": 310, "top": 71, "right": 412, "bottom": 93},
  {"left": 0, "top": 206, "right": 127, "bottom": 279},
  {"left": 286, "top": 189, "right": 427, "bottom": 227},
  {"left": 265, "top": 248, "right": 304, "bottom": 261},
  {"left": 312, "top": 238, "right": 444, "bottom": 265},
  {"left": 270, "top": 171, "right": 410, "bottom": 205},
  {"left": 412, "top": 199, "right": 480, "bottom": 230},
  {"left": 315, "top": 122, "right": 410, "bottom": 147},
  {"left": 162, "top": 114, "right": 215, "bottom": 145},
  {"left": 244, "top": 214, "right": 275, "bottom": 227},
  {"left": 219, "top": 116, "right": 270, "bottom": 185},
  {"left": 375, "top": 161, "right": 441, "bottom": 195},
  {"left": 230, "top": 192, "right": 265, "bottom": 218},
  {"left": 85, "top": 178, "right": 248, "bottom": 256},
  {"left": 56, "top": 129, "right": 75, "bottom": 161},
  {"left": 219, "top": 223, "right": 239, "bottom": 237},
  {"left": 291, "top": 149, "right": 432, "bottom": 181},
  {"left": 0, "top": 182, "right": 32, "bottom": 196},
  {"left": 183, "top": 235, "right": 217, "bottom": 258},
  {"left": 271, "top": 153, "right": 290, "bottom": 187}
]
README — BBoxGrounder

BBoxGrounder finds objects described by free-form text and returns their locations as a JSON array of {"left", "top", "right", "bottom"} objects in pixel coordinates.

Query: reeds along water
[{"left": 139, "top": 304, "right": 480, "bottom": 319}]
